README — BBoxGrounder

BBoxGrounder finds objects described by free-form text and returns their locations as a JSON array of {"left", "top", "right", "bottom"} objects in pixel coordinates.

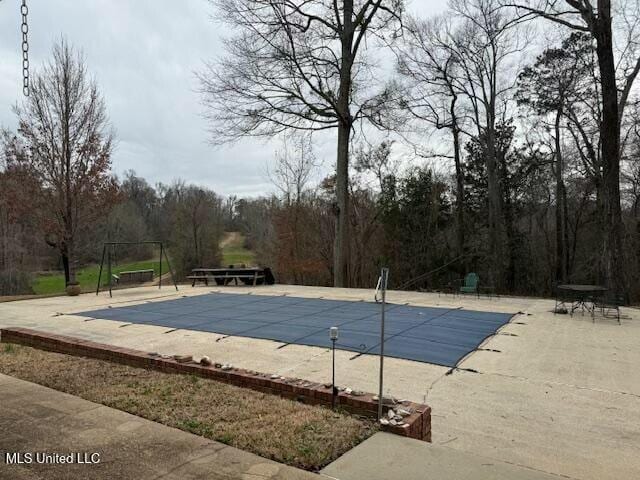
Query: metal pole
[
  {"left": 159, "top": 243, "right": 163, "bottom": 289},
  {"left": 107, "top": 246, "right": 113, "bottom": 298},
  {"left": 96, "top": 245, "right": 106, "bottom": 295},
  {"left": 377, "top": 267, "right": 389, "bottom": 420},
  {"left": 162, "top": 246, "right": 179, "bottom": 291}
]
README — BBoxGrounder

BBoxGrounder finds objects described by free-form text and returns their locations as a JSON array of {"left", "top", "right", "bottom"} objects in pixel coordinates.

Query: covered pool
[{"left": 77, "top": 292, "right": 514, "bottom": 367}]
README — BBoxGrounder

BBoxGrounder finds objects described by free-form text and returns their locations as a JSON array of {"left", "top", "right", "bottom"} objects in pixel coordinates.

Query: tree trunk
[
  {"left": 562, "top": 180, "right": 570, "bottom": 279},
  {"left": 333, "top": 0, "right": 354, "bottom": 288},
  {"left": 594, "top": 178, "right": 606, "bottom": 282},
  {"left": 554, "top": 110, "right": 568, "bottom": 284},
  {"left": 61, "top": 243, "right": 71, "bottom": 286},
  {"left": 63, "top": 59, "right": 75, "bottom": 287},
  {"left": 293, "top": 201, "right": 302, "bottom": 284},
  {"left": 595, "top": 0, "right": 625, "bottom": 294},
  {"left": 498, "top": 144, "right": 516, "bottom": 291},
  {"left": 66, "top": 236, "right": 77, "bottom": 285},
  {"left": 0, "top": 209, "right": 7, "bottom": 271},
  {"left": 334, "top": 120, "right": 351, "bottom": 287},
  {"left": 193, "top": 224, "right": 200, "bottom": 265},
  {"left": 451, "top": 101, "right": 465, "bottom": 264},
  {"left": 485, "top": 122, "right": 503, "bottom": 286}
]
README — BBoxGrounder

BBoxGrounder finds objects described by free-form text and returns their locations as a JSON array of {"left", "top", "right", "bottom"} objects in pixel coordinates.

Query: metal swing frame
[{"left": 95, "top": 241, "right": 178, "bottom": 297}]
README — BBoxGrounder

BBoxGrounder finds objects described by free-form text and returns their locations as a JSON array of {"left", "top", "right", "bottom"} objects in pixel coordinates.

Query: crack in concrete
[
  {"left": 423, "top": 368, "right": 451, "bottom": 402},
  {"left": 433, "top": 441, "right": 581, "bottom": 479},
  {"left": 477, "top": 370, "right": 640, "bottom": 399}
]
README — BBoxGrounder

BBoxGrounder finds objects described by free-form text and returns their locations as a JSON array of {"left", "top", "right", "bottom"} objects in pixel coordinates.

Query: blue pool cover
[{"left": 77, "top": 292, "right": 514, "bottom": 367}]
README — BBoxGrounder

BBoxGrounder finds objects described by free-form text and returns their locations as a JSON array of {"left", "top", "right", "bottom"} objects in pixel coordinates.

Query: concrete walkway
[
  {"left": 321, "top": 432, "right": 562, "bottom": 480},
  {"left": 0, "top": 373, "right": 316, "bottom": 480},
  {"left": 1, "top": 285, "right": 639, "bottom": 479}
]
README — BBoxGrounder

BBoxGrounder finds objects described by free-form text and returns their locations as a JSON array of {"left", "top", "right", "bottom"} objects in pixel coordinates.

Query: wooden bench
[{"left": 115, "top": 269, "right": 154, "bottom": 284}]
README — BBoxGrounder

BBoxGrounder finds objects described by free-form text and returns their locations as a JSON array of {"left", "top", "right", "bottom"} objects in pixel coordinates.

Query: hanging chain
[{"left": 21, "top": 0, "right": 29, "bottom": 96}]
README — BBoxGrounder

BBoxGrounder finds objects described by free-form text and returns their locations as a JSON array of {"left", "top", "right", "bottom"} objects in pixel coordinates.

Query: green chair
[{"left": 459, "top": 273, "right": 479, "bottom": 297}]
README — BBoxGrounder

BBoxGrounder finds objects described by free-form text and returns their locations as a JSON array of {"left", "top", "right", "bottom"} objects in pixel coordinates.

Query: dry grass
[{"left": 0, "top": 343, "right": 376, "bottom": 470}]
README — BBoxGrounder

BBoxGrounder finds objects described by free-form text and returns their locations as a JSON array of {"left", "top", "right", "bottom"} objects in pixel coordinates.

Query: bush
[{"left": 0, "top": 270, "right": 34, "bottom": 296}]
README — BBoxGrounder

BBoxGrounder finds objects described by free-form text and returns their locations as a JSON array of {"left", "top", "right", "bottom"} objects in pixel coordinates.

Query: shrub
[{"left": 0, "top": 270, "right": 34, "bottom": 296}]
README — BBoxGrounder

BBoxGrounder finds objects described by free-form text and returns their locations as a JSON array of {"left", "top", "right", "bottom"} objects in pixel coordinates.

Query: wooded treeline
[
  {"left": 0, "top": 164, "right": 228, "bottom": 295},
  {"left": 200, "top": 0, "right": 640, "bottom": 299},
  {"left": 0, "top": 42, "right": 229, "bottom": 295},
  {"left": 2, "top": 0, "right": 640, "bottom": 300}
]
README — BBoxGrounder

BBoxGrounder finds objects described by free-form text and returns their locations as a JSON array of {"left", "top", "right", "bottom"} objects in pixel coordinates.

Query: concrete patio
[{"left": 1, "top": 284, "right": 638, "bottom": 479}]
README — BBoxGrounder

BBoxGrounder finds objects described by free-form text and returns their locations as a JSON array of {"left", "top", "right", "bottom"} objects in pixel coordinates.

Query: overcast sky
[{"left": 0, "top": 0, "right": 448, "bottom": 197}]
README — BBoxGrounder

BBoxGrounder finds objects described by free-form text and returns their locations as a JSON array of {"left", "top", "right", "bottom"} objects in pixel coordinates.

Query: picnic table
[
  {"left": 555, "top": 284, "right": 607, "bottom": 316},
  {"left": 187, "top": 267, "right": 267, "bottom": 287}
]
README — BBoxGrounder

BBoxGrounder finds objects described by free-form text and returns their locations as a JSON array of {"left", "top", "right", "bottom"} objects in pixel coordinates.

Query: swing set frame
[{"left": 95, "top": 241, "right": 178, "bottom": 297}]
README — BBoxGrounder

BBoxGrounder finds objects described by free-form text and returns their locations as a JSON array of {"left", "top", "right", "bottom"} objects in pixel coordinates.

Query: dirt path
[
  {"left": 144, "top": 272, "right": 174, "bottom": 287},
  {"left": 220, "top": 231, "right": 243, "bottom": 249}
]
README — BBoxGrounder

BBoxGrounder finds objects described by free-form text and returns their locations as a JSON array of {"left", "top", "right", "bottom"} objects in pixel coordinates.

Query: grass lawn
[
  {"left": 0, "top": 344, "right": 376, "bottom": 470},
  {"left": 221, "top": 232, "right": 256, "bottom": 266},
  {"left": 30, "top": 232, "right": 256, "bottom": 295},
  {"left": 32, "top": 259, "right": 161, "bottom": 295}
]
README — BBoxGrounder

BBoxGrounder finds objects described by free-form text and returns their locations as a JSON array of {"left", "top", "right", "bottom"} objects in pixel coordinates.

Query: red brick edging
[{"left": 0, "top": 327, "right": 431, "bottom": 441}]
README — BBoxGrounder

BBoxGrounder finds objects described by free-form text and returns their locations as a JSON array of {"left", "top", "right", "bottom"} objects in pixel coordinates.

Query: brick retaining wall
[{"left": 0, "top": 327, "right": 431, "bottom": 441}]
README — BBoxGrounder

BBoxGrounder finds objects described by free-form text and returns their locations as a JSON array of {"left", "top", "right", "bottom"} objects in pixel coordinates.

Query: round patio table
[{"left": 556, "top": 284, "right": 607, "bottom": 315}]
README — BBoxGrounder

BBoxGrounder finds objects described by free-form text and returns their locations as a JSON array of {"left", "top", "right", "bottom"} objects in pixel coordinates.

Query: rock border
[{"left": 0, "top": 327, "right": 431, "bottom": 441}]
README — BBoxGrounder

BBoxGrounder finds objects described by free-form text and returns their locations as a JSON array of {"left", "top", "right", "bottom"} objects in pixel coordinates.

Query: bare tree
[
  {"left": 353, "top": 140, "right": 397, "bottom": 191},
  {"left": 6, "top": 40, "right": 116, "bottom": 287},
  {"left": 0, "top": 145, "right": 42, "bottom": 294},
  {"left": 517, "top": 32, "right": 595, "bottom": 283},
  {"left": 395, "top": 14, "right": 469, "bottom": 261},
  {"left": 198, "top": 0, "right": 403, "bottom": 287},
  {"left": 448, "top": 0, "right": 526, "bottom": 286},
  {"left": 268, "top": 133, "right": 320, "bottom": 283},
  {"left": 351, "top": 141, "right": 394, "bottom": 285},
  {"left": 269, "top": 133, "right": 319, "bottom": 205},
  {"left": 158, "top": 181, "right": 225, "bottom": 275},
  {"left": 506, "top": 0, "right": 640, "bottom": 292}
]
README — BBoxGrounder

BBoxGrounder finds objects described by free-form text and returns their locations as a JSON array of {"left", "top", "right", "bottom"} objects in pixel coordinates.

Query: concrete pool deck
[{"left": 1, "top": 284, "right": 639, "bottom": 480}]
